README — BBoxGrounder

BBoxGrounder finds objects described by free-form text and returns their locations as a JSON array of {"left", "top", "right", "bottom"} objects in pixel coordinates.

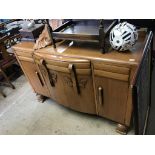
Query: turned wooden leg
[
  {"left": 116, "top": 124, "right": 128, "bottom": 135},
  {"left": 36, "top": 94, "right": 47, "bottom": 103}
]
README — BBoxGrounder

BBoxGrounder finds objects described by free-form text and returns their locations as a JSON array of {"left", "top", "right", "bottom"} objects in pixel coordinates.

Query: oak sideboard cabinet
[{"left": 13, "top": 30, "right": 153, "bottom": 134}]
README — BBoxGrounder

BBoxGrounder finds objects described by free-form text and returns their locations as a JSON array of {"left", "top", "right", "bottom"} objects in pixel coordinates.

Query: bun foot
[
  {"left": 116, "top": 124, "right": 128, "bottom": 135},
  {"left": 36, "top": 94, "right": 47, "bottom": 103}
]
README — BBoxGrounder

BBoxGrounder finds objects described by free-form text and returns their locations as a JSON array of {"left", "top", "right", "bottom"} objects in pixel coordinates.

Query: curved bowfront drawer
[
  {"left": 34, "top": 54, "right": 91, "bottom": 75},
  {"left": 93, "top": 62, "right": 130, "bottom": 82},
  {"left": 46, "top": 64, "right": 91, "bottom": 75}
]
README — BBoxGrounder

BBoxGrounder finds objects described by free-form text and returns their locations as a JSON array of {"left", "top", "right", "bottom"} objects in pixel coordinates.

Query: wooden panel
[
  {"left": 35, "top": 59, "right": 90, "bottom": 69},
  {"left": 46, "top": 70, "right": 96, "bottom": 114},
  {"left": 46, "top": 64, "right": 91, "bottom": 75},
  {"left": 18, "top": 60, "right": 50, "bottom": 98},
  {"left": 94, "top": 70, "right": 129, "bottom": 82},
  {"left": 15, "top": 50, "right": 32, "bottom": 58},
  {"left": 18, "top": 56, "right": 33, "bottom": 63},
  {"left": 46, "top": 60, "right": 90, "bottom": 69},
  {"left": 94, "top": 63, "right": 130, "bottom": 75},
  {"left": 94, "top": 76, "right": 129, "bottom": 124}
]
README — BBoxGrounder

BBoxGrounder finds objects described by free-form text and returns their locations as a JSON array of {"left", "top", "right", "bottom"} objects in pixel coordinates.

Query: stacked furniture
[
  {"left": 0, "top": 20, "right": 21, "bottom": 48},
  {"left": 12, "top": 20, "right": 153, "bottom": 134},
  {"left": 0, "top": 36, "right": 17, "bottom": 97}
]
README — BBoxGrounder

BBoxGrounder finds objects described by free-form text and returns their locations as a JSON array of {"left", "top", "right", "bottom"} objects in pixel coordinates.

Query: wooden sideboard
[{"left": 12, "top": 30, "right": 153, "bottom": 134}]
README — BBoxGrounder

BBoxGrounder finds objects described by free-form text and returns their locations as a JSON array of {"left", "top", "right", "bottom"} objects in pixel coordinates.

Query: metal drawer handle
[
  {"left": 40, "top": 59, "right": 55, "bottom": 87},
  {"left": 68, "top": 64, "right": 80, "bottom": 94},
  {"left": 36, "top": 71, "right": 44, "bottom": 86},
  {"left": 98, "top": 86, "right": 104, "bottom": 105}
]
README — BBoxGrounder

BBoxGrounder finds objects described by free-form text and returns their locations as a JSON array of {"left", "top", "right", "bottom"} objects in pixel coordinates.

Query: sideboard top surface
[
  {"left": 37, "top": 30, "right": 147, "bottom": 66},
  {"left": 13, "top": 42, "right": 34, "bottom": 52},
  {"left": 13, "top": 30, "right": 148, "bottom": 67}
]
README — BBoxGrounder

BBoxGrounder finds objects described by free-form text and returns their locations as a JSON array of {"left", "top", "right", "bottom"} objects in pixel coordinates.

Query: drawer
[
  {"left": 15, "top": 50, "right": 33, "bottom": 58},
  {"left": 93, "top": 62, "right": 130, "bottom": 82},
  {"left": 93, "top": 63, "right": 130, "bottom": 75},
  {"left": 18, "top": 56, "right": 34, "bottom": 63},
  {"left": 45, "top": 60, "right": 90, "bottom": 69},
  {"left": 94, "top": 70, "right": 129, "bottom": 81},
  {"left": 34, "top": 54, "right": 90, "bottom": 67},
  {"left": 46, "top": 64, "right": 91, "bottom": 75},
  {"left": 34, "top": 54, "right": 91, "bottom": 75}
]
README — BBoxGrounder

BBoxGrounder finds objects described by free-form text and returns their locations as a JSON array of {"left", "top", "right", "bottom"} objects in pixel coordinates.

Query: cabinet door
[
  {"left": 93, "top": 62, "right": 130, "bottom": 124},
  {"left": 34, "top": 55, "right": 96, "bottom": 114},
  {"left": 18, "top": 59, "right": 50, "bottom": 97}
]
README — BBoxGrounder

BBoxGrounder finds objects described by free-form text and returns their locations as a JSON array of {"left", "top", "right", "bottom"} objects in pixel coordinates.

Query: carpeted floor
[{"left": 0, "top": 75, "right": 134, "bottom": 135}]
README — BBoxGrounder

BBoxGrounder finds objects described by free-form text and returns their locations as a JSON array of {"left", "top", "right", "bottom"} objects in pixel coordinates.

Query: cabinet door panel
[
  {"left": 19, "top": 60, "right": 50, "bottom": 97},
  {"left": 62, "top": 72, "right": 96, "bottom": 114},
  {"left": 45, "top": 68, "right": 96, "bottom": 114},
  {"left": 94, "top": 76, "right": 129, "bottom": 124}
]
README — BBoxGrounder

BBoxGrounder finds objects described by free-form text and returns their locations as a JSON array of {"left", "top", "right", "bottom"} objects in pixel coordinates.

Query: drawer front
[
  {"left": 14, "top": 50, "right": 34, "bottom": 62},
  {"left": 34, "top": 54, "right": 91, "bottom": 69},
  {"left": 15, "top": 50, "right": 32, "bottom": 57},
  {"left": 94, "top": 70, "right": 129, "bottom": 82},
  {"left": 94, "top": 63, "right": 130, "bottom": 74},
  {"left": 93, "top": 62, "right": 130, "bottom": 82},
  {"left": 18, "top": 56, "right": 33, "bottom": 63},
  {"left": 35, "top": 58, "right": 91, "bottom": 75}
]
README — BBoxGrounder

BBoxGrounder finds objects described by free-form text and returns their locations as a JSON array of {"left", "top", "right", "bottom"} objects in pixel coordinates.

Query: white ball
[{"left": 109, "top": 22, "right": 138, "bottom": 51}]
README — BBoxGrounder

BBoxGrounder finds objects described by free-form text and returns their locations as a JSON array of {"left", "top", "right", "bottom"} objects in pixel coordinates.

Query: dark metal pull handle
[
  {"left": 36, "top": 71, "right": 44, "bottom": 86},
  {"left": 68, "top": 64, "right": 80, "bottom": 94},
  {"left": 98, "top": 86, "right": 103, "bottom": 105},
  {"left": 40, "top": 59, "right": 55, "bottom": 87}
]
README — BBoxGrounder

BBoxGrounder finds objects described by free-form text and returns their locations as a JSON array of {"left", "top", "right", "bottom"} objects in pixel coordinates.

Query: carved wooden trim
[
  {"left": 63, "top": 76, "right": 73, "bottom": 87},
  {"left": 49, "top": 72, "right": 57, "bottom": 85},
  {"left": 78, "top": 78, "right": 88, "bottom": 88},
  {"left": 63, "top": 76, "right": 88, "bottom": 89}
]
